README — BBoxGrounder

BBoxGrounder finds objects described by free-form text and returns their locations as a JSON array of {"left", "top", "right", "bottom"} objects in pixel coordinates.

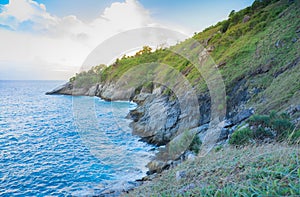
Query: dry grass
[{"left": 125, "top": 143, "right": 300, "bottom": 197}]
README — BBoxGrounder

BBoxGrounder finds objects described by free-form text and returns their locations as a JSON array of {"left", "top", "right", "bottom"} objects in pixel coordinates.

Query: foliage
[
  {"left": 127, "top": 144, "right": 300, "bottom": 196},
  {"left": 188, "top": 135, "right": 202, "bottom": 154},
  {"left": 248, "top": 111, "right": 295, "bottom": 141},
  {"left": 229, "top": 128, "right": 253, "bottom": 145},
  {"left": 68, "top": 0, "right": 299, "bottom": 116},
  {"left": 230, "top": 111, "right": 297, "bottom": 145}
]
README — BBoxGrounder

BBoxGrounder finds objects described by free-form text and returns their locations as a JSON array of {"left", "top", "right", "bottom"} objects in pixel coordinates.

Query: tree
[{"left": 229, "top": 10, "right": 235, "bottom": 18}]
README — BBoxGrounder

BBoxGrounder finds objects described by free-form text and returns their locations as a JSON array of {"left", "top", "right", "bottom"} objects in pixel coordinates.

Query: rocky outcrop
[{"left": 129, "top": 92, "right": 181, "bottom": 146}]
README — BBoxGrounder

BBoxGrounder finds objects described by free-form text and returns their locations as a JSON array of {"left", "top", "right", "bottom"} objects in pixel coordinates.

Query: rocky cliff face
[{"left": 46, "top": 77, "right": 254, "bottom": 147}]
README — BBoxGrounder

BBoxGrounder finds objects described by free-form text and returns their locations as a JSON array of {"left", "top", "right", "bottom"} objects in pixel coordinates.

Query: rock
[
  {"left": 273, "top": 56, "right": 300, "bottom": 78},
  {"left": 203, "top": 37, "right": 212, "bottom": 46},
  {"left": 243, "top": 15, "right": 251, "bottom": 23},
  {"left": 146, "top": 160, "right": 167, "bottom": 174},
  {"left": 46, "top": 82, "right": 73, "bottom": 95},
  {"left": 292, "top": 37, "right": 298, "bottom": 43},
  {"left": 140, "top": 173, "right": 157, "bottom": 181},
  {"left": 176, "top": 170, "right": 186, "bottom": 181},
  {"left": 186, "top": 152, "right": 196, "bottom": 161},
  {"left": 287, "top": 105, "right": 300, "bottom": 116},
  {"left": 99, "top": 181, "right": 141, "bottom": 197},
  {"left": 275, "top": 40, "right": 284, "bottom": 48},
  {"left": 231, "top": 108, "right": 254, "bottom": 125},
  {"left": 218, "top": 128, "right": 229, "bottom": 142},
  {"left": 191, "top": 123, "right": 209, "bottom": 134},
  {"left": 292, "top": 117, "right": 300, "bottom": 125},
  {"left": 207, "top": 45, "right": 215, "bottom": 52},
  {"left": 217, "top": 61, "right": 226, "bottom": 68},
  {"left": 296, "top": 28, "right": 300, "bottom": 34},
  {"left": 87, "top": 85, "right": 98, "bottom": 96},
  {"left": 132, "top": 93, "right": 151, "bottom": 104},
  {"left": 130, "top": 93, "right": 181, "bottom": 146},
  {"left": 128, "top": 108, "right": 144, "bottom": 122},
  {"left": 178, "top": 183, "right": 196, "bottom": 194},
  {"left": 223, "top": 119, "right": 233, "bottom": 128}
]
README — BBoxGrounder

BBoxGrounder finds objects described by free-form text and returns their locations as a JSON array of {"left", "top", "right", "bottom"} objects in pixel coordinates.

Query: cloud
[
  {"left": 0, "top": 0, "right": 187, "bottom": 80},
  {"left": 0, "top": 0, "right": 150, "bottom": 80}
]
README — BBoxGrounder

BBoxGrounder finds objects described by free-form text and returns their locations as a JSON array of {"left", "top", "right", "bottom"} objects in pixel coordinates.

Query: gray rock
[
  {"left": 275, "top": 40, "right": 284, "bottom": 48},
  {"left": 46, "top": 82, "right": 73, "bottom": 95},
  {"left": 146, "top": 160, "right": 167, "bottom": 174},
  {"left": 292, "top": 37, "right": 298, "bottom": 43},
  {"left": 87, "top": 85, "right": 98, "bottom": 96},
  {"left": 218, "top": 128, "right": 229, "bottom": 142},
  {"left": 231, "top": 108, "right": 254, "bottom": 125},
  {"left": 130, "top": 93, "right": 181, "bottom": 145},
  {"left": 243, "top": 15, "right": 251, "bottom": 23},
  {"left": 287, "top": 105, "right": 300, "bottom": 116},
  {"left": 185, "top": 151, "right": 196, "bottom": 161}
]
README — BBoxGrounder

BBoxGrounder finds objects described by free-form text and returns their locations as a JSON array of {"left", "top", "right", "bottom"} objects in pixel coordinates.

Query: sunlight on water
[{"left": 0, "top": 80, "right": 155, "bottom": 196}]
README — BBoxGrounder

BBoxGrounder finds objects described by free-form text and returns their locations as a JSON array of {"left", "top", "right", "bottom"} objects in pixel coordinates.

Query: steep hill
[
  {"left": 47, "top": 0, "right": 300, "bottom": 190},
  {"left": 47, "top": 0, "right": 300, "bottom": 195}
]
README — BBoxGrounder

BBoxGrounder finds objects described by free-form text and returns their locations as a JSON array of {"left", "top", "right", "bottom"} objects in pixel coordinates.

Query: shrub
[
  {"left": 248, "top": 111, "right": 295, "bottom": 141},
  {"left": 229, "top": 128, "right": 253, "bottom": 145},
  {"left": 189, "top": 135, "right": 202, "bottom": 154},
  {"left": 249, "top": 114, "right": 271, "bottom": 127},
  {"left": 254, "top": 127, "right": 274, "bottom": 140},
  {"left": 220, "top": 21, "right": 230, "bottom": 33},
  {"left": 271, "top": 118, "right": 294, "bottom": 140}
]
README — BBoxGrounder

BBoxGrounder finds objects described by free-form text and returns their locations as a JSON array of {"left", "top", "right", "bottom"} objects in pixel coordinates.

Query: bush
[
  {"left": 271, "top": 119, "right": 294, "bottom": 140},
  {"left": 220, "top": 21, "right": 230, "bottom": 33},
  {"left": 254, "top": 127, "right": 274, "bottom": 140},
  {"left": 229, "top": 128, "right": 253, "bottom": 145},
  {"left": 249, "top": 114, "right": 271, "bottom": 127},
  {"left": 189, "top": 135, "right": 202, "bottom": 154},
  {"left": 230, "top": 111, "right": 297, "bottom": 146}
]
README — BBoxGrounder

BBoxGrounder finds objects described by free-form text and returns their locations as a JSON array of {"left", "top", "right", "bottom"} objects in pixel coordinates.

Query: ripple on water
[{"left": 0, "top": 81, "right": 155, "bottom": 196}]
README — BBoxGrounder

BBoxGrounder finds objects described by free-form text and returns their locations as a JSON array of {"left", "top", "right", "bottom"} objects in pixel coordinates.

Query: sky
[{"left": 0, "top": 0, "right": 254, "bottom": 80}]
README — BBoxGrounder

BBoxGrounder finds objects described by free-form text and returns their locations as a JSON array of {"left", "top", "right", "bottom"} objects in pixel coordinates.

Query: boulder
[
  {"left": 243, "top": 15, "right": 251, "bottom": 23},
  {"left": 231, "top": 108, "right": 254, "bottom": 125}
]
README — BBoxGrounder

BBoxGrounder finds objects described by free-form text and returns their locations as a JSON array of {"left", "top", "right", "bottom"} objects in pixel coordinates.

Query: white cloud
[{"left": 0, "top": 0, "right": 188, "bottom": 80}]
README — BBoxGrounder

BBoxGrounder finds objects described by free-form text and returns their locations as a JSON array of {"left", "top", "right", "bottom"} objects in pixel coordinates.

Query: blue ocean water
[{"left": 0, "top": 80, "right": 154, "bottom": 196}]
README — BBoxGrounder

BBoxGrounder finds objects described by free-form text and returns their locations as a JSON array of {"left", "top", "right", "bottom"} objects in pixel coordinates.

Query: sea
[{"left": 0, "top": 80, "right": 155, "bottom": 196}]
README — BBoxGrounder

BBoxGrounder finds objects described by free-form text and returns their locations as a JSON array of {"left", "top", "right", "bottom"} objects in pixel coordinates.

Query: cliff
[{"left": 47, "top": 0, "right": 300, "bottom": 173}]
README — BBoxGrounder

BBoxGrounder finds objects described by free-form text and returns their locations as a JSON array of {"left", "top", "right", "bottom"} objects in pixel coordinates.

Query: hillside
[
  {"left": 125, "top": 143, "right": 300, "bottom": 196},
  {"left": 47, "top": 0, "right": 300, "bottom": 195},
  {"left": 63, "top": 0, "right": 299, "bottom": 115}
]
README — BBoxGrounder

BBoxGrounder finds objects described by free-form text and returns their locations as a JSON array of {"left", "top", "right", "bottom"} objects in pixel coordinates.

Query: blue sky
[
  {"left": 31, "top": 0, "right": 254, "bottom": 31},
  {"left": 0, "top": 0, "right": 255, "bottom": 80}
]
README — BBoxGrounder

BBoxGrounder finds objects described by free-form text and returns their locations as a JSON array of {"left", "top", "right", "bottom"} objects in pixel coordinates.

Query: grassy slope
[
  {"left": 126, "top": 144, "right": 299, "bottom": 196},
  {"left": 72, "top": 0, "right": 300, "bottom": 115},
  {"left": 70, "top": 1, "right": 300, "bottom": 196}
]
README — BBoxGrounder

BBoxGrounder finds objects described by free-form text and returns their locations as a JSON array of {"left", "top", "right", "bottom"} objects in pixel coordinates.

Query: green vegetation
[
  {"left": 66, "top": 0, "right": 300, "bottom": 195},
  {"left": 188, "top": 135, "right": 202, "bottom": 154},
  {"left": 229, "top": 111, "right": 299, "bottom": 145},
  {"left": 70, "top": 0, "right": 299, "bottom": 114},
  {"left": 229, "top": 128, "right": 254, "bottom": 145},
  {"left": 126, "top": 144, "right": 300, "bottom": 196}
]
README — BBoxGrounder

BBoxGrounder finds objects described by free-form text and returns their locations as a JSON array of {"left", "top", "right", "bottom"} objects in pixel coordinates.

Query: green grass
[
  {"left": 70, "top": 0, "right": 300, "bottom": 114},
  {"left": 125, "top": 144, "right": 300, "bottom": 197}
]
